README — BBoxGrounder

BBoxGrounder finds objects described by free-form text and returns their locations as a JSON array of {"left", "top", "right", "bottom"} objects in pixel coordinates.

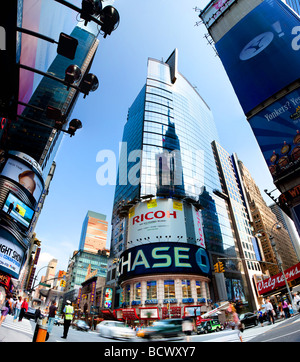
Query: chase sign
[{"left": 118, "top": 242, "right": 211, "bottom": 282}]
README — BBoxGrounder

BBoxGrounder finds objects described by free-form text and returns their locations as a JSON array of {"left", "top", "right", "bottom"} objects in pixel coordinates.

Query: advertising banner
[
  {"left": 0, "top": 236, "right": 24, "bottom": 279},
  {"left": 127, "top": 199, "right": 187, "bottom": 243},
  {"left": 256, "top": 262, "right": 300, "bottom": 295},
  {"left": 192, "top": 206, "right": 206, "bottom": 248},
  {"left": 215, "top": 0, "right": 300, "bottom": 114},
  {"left": 118, "top": 242, "right": 211, "bottom": 282},
  {"left": 249, "top": 87, "right": 300, "bottom": 181},
  {"left": 1, "top": 157, "right": 44, "bottom": 203}
]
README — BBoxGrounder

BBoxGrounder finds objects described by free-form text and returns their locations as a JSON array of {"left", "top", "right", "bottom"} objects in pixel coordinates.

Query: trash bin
[{"left": 32, "top": 319, "right": 49, "bottom": 342}]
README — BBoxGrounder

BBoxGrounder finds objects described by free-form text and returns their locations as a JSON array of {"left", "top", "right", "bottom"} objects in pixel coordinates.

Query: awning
[{"left": 99, "top": 309, "right": 117, "bottom": 320}]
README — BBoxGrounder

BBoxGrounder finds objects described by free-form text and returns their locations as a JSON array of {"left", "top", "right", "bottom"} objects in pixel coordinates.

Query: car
[
  {"left": 239, "top": 312, "right": 258, "bottom": 329},
  {"left": 73, "top": 320, "right": 90, "bottom": 331},
  {"left": 136, "top": 319, "right": 183, "bottom": 340},
  {"left": 24, "top": 307, "right": 44, "bottom": 320},
  {"left": 197, "top": 319, "right": 222, "bottom": 334},
  {"left": 96, "top": 320, "right": 136, "bottom": 339}
]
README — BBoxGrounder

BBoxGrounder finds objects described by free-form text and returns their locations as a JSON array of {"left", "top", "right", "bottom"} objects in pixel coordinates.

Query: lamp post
[{"left": 269, "top": 223, "right": 294, "bottom": 309}]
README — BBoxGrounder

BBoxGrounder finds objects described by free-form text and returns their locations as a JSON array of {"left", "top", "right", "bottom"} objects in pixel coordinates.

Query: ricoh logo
[
  {"left": 132, "top": 210, "right": 177, "bottom": 225},
  {"left": 0, "top": 26, "right": 5, "bottom": 50}
]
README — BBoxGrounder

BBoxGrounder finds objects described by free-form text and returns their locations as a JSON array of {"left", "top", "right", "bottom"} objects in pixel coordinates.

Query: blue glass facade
[{"left": 109, "top": 50, "right": 250, "bottom": 306}]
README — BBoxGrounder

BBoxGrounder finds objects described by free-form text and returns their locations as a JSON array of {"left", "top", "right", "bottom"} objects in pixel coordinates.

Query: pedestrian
[
  {"left": 13, "top": 296, "right": 22, "bottom": 322},
  {"left": 34, "top": 307, "right": 41, "bottom": 323},
  {"left": 18, "top": 297, "right": 28, "bottom": 322},
  {"left": 0, "top": 295, "right": 12, "bottom": 326},
  {"left": 61, "top": 300, "right": 74, "bottom": 339},
  {"left": 257, "top": 308, "right": 264, "bottom": 327},
  {"left": 288, "top": 302, "right": 294, "bottom": 317},
  {"left": 265, "top": 298, "right": 275, "bottom": 324},
  {"left": 47, "top": 301, "right": 57, "bottom": 334},
  {"left": 282, "top": 299, "right": 290, "bottom": 319},
  {"left": 182, "top": 313, "right": 194, "bottom": 342},
  {"left": 225, "top": 302, "right": 243, "bottom": 342},
  {"left": 293, "top": 293, "right": 300, "bottom": 313}
]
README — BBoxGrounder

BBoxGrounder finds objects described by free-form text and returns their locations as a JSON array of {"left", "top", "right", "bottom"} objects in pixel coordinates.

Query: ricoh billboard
[
  {"left": 214, "top": 0, "right": 300, "bottom": 115},
  {"left": 127, "top": 198, "right": 187, "bottom": 243},
  {"left": 118, "top": 242, "right": 211, "bottom": 282}
]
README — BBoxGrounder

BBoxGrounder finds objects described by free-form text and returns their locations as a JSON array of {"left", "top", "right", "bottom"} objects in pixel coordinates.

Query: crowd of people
[
  {"left": 256, "top": 292, "right": 300, "bottom": 326},
  {"left": 0, "top": 294, "right": 29, "bottom": 326}
]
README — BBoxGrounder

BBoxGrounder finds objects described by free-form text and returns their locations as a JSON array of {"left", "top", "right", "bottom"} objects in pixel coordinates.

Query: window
[
  {"left": 164, "top": 280, "right": 175, "bottom": 299},
  {"left": 135, "top": 282, "right": 141, "bottom": 300},
  {"left": 125, "top": 285, "right": 130, "bottom": 304},
  {"left": 147, "top": 281, "right": 157, "bottom": 299},
  {"left": 182, "top": 280, "right": 192, "bottom": 298},
  {"left": 196, "top": 281, "right": 202, "bottom": 298}
]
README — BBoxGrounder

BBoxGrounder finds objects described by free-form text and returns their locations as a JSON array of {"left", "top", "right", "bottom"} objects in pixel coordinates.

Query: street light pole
[{"left": 269, "top": 223, "right": 294, "bottom": 309}]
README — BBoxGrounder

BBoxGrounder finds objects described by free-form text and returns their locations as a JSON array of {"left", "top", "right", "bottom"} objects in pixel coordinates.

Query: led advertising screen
[
  {"left": 2, "top": 192, "right": 35, "bottom": 230},
  {"left": 215, "top": 0, "right": 300, "bottom": 114},
  {"left": 0, "top": 236, "right": 24, "bottom": 279},
  {"left": 1, "top": 157, "right": 43, "bottom": 203},
  {"left": 248, "top": 87, "right": 300, "bottom": 181},
  {"left": 127, "top": 198, "right": 187, "bottom": 244},
  {"left": 118, "top": 242, "right": 211, "bottom": 282}
]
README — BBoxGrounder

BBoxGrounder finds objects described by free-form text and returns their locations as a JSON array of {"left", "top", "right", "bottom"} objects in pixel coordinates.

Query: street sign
[{"left": 39, "top": 282, "right": 51, "bottom": 287}]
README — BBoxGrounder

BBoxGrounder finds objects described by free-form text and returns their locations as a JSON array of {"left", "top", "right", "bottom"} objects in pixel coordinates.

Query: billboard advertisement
[
  {"left": 249, "top": 87, "right": 300, "bottom": 181},
  {"left": 2, "top": 192, "right": 35, "bottom": 230},
  {"left": 118, "top": 242, "right": 211, "bottom": 282},
  {"left": 215, "top": 0, "right": 300, "bottom": 114},
  {"left": 0, "top": 236, "right": 24, "bottom": 279},
  {"left": 127, "top": 199, "right": 187, "bottom": 243},
  {"left": 192, "top": 206, "right": 206, "bottom": 248},
  {"left": 1, "top": 156, "right": 44, "bottom": 204}
]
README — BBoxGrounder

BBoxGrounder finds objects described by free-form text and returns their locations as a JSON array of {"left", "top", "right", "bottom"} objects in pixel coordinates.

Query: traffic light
[
  {"left": 214, "top": 261, "right": 225, "bottom": 273},
  {"left": 214, "top": 262, "right": 219, "bottom": 273},
  {"left": 218, "top": 261, "right": 225, "bottom": 273},
  {"left": 60, "top": 280, "right": 66, "bottom": 287}
]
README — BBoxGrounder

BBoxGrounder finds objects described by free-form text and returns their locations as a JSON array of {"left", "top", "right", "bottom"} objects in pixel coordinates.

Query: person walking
[
  {"left": 257, "top": 308, "right": 264, "bottom": 327},
  {"left": 293, "top": 292, "right": 300, "bottom": 313},
  {"left": 47, "top": 301, "right": 57, "bottom": 334},
  {"left": 13, "top": 296, "right": 22, "bottom": 322},
  {"left": 61, "top": 300, "right": 74, "bottom": 339},
  {"left": 265, "top": 298, "right": 275, "bottom": 324},
  {"left": 282, "top": 299, "right": 290, "bottom": 319},
  {"left": 18, "top": 298, "right": 28, "bottom": 322},
  {"left": 225, "top": 302, "right": 243, "bottom": 342},
  {"left": 0, "top": 295, "right": 12, "bottom": 326}
]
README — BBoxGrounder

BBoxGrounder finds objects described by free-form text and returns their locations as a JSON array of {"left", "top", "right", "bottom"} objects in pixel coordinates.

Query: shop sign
[{"left": 256, "top": 262, "right": 300, "bottom": 294}]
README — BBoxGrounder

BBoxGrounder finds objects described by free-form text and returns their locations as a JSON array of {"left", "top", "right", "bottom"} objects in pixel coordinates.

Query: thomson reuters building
[{"left": 106, "top": 49, "right": 250, "bottom": 319}]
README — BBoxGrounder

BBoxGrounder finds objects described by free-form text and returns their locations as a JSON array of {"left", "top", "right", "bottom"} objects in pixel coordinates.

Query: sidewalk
[{"left": 0, "top": 315, "right": 34, "bottom": 342}]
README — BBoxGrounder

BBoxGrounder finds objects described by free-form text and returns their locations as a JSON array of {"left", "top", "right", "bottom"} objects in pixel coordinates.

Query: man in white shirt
[
  {"left": 293, "top": 293, "right": 300, "bottom": 313},
  {"left": 265, "top": 298, "right": 275, "bottom": 324}
]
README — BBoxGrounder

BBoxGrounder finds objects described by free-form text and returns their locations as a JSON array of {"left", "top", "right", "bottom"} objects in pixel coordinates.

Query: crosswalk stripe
[{"left": 1, "top": 315, "right": 34, "bottom": 335}]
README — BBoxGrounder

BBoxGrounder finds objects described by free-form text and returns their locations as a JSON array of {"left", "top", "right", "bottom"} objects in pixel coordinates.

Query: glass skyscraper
[{"left": 107, "top": 49, "right": 252, "bottom": 313}]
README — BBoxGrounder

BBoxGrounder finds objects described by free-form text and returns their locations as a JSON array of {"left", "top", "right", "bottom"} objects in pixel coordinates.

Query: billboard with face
[{"left": 215, "top": 0, "right": 300, "bottom": 115}]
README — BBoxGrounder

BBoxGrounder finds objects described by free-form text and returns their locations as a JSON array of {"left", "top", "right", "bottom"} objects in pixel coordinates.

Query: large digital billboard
[
  {"left": 127, "top": 199, "right": 187, "bottom": 243},
  {"left": 0, "top": 235, "right": 24, "bottom": 279},
  {"left": 215, "top": 0, "right": 300, "bottom": 114},
  {"left": 249, "top": 87, "right": 300, "bottom": 181},
  {"left": 118, "top": 242, "right": 211, "bottom": 282}
]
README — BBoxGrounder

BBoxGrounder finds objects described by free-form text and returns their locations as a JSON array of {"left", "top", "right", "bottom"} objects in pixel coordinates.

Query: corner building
[{"left": 107, "top": 49, "right": 250, "bottom": 319}]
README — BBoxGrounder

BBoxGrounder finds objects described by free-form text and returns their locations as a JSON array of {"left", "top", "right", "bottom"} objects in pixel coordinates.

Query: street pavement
[{"left": 0, "top": 313, "right": 299, "bottom": 343}]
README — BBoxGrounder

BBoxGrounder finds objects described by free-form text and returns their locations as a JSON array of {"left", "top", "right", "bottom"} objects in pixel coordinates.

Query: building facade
[
  {"left": 238, "top": 160, "right": 299, "bottom": 275},
  {"left": 78, "top": 211, "right": 108, "bottom": 254},
  {"left": 106, "top": 49, "right": 257, "bottom": 318}
]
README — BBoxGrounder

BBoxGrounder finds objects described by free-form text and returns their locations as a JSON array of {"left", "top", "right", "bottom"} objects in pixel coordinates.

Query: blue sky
[{"left": 34, "top": 0, "right": 277, "bottom": 274}]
